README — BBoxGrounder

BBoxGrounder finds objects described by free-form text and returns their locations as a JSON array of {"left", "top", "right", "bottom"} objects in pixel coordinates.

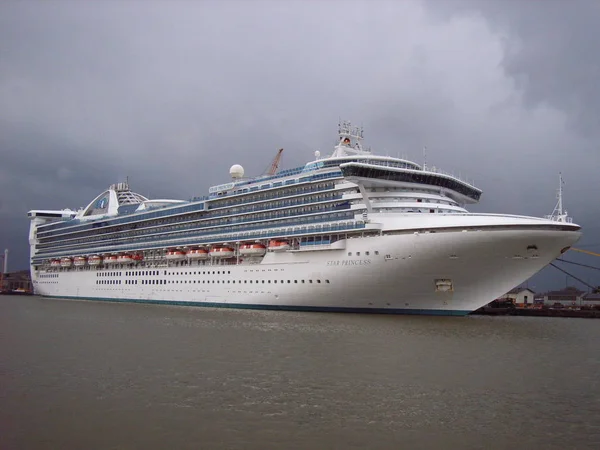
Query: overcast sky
[{"left": 1, "top": 0, "right": 598, "bottom": 291}]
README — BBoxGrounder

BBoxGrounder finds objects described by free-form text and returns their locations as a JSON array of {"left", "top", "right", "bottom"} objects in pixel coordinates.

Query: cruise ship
[{"left": 28, "top": 121, "right": 582, "bottom": 315}]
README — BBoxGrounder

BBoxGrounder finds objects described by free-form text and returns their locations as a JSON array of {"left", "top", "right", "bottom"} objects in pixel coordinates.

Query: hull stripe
[{"left": 39, "top": 295, "right": 471, "bottom": 316}]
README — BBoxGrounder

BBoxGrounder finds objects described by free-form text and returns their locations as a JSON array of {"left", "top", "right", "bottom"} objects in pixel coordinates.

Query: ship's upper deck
[{"left": 30, "top": 121, "right": 480, "bottom": 236}]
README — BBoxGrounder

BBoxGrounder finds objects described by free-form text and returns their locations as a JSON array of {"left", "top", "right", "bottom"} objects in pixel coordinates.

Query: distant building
[
  {"left": 499, "top": 287, "right": 536, "bottom": 306},
  {"left": 581, "top": 292, "right": 600, "bottom": 307},
  {"left": 543, "top": 287, "right": 585, "bottom": 308},
  {"left": 0, "top": 270, "right": 32, "bottom": 292}
]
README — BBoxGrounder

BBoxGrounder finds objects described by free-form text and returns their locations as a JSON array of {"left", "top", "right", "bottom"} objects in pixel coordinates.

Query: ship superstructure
[{"left": 28, "top": 121, "right": 582, "bottom": 315}]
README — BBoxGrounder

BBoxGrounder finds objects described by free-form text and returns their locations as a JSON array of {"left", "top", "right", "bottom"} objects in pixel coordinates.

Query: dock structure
[{"left": 0, "top": 270, "right": 32, "bottom": 294}]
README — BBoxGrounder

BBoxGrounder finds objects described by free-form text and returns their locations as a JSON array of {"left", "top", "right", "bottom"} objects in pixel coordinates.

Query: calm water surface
[{"left": 1, "top": 296, "right": 599, "bottom": 449}]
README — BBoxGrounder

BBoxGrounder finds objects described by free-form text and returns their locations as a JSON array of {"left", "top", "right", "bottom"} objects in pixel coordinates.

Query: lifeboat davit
[
  {"left": 166, "top": 250, "right": 186, "bottom": 261},
  {"left": 88, "top": 255, "right": 103, "bottom": 266},
  {"left": 73, "top": 256, "right": 87, "bottom": 267},
  {"left": 268, "top": 240, "right": 290, "bottom": 252},
  {"left": 60, "top": 257, "right": 73, "bottom": 268},
  {"left": 117, "top": 254, "right": 134, "bottom": 264},
  {"left": 209, "top": 246, "right": 235, "bottom": 258},
  {"left": 239, "top": 243, "right": 267, "bottom": 256},
  {"left": 50, "top": 259, "right": 61, "bottom": 268},
  {"left": 105, "top": 255, "right": 119, "bottom": 265},
  {"left": 187, "top": 248, "right": 209, "bottom": 260}
]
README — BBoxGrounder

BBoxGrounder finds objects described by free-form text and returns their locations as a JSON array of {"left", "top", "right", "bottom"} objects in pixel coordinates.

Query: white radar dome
[
  {"left": 229, "top": 164, "right": 245, "bottom": 179},
  {"left": 314, "top": 150, "right": 321, "bottom": 159}
]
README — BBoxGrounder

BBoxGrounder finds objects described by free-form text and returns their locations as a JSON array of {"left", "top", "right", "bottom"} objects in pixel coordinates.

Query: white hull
[{"left": 32, "top": 224, "right": 581, "bottom": 315}]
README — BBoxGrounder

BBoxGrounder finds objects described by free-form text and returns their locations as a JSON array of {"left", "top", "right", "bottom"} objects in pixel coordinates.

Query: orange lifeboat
[
  {"left": 117, "top": 254, "right": 133, "bottom": 264},
  {"left": 105, "top": 255, "right": 119, "bottom": 265},
  {"left": 88, "top": 255, "right": 103, "bottom": 266},
  {"left": 268, "top": 240, "right": 290, "bottom": 252},
  {"left": 132, "top": 253, "right": 144, "bottom": 261},
  {"left": 239, "top": 243, "right": 267, "bottom": 256},
  {"left": 209, "top": 246, "right": 235, "bottom": 258},
  {"left": 73, "top": 256, "right": 87, "bottom": 267},
  {"left": 60, "top": 257, "right": 73, "bottom": 268},
  {"left": 166, "top": 250, "right": 186, "bottom": 261},
  {"left": 50, "top": 259, "right": 61, "bottom": 268},
  {"left": 187, "top": 248, "right": 209, "bottom": 260}
]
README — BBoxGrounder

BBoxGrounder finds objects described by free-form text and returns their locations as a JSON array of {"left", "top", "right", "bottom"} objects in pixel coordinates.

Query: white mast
[{"left": 546, "top": 172, "right": 571, "bottom": 223}]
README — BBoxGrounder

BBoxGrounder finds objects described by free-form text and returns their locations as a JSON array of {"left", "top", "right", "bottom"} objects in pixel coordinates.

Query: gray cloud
[
  {"left": 0, "top": 0, "right": 598, "bottom": 290},
  {"left": 425, "top": 0, "right": 600, "bottom": 140}
]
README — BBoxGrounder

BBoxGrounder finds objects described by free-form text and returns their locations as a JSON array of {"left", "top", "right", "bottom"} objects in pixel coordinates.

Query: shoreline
[{"left": 472, "top": 306, "right": 600, "bottom": 319}]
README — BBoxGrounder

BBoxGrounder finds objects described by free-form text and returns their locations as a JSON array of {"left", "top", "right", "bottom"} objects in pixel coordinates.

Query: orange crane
[{"left": 264, "top": 148, "right": 283, "bottom": 176}]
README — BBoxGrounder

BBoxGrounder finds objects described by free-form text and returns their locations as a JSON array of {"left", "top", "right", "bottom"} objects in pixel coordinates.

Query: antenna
[
  {"left": 546, "top": 172, "right": 571, "bottom": 223},
  {"left": 557, "top": 172, "right": 564, "bottom": 216},
  {"left": 423, "top": 146, "right": 427, "bottom": 170},
  {"left": 332, "top": 120, "right": 368, "bottom": 157}
]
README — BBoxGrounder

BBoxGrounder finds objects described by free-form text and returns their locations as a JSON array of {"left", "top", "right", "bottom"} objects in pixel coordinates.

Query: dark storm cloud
[
  {"left": 424, "top": 0, "right": 600, "bottom": 140},
  {"left": 0, "top": 0, "right": 598, "bottom": 290}
]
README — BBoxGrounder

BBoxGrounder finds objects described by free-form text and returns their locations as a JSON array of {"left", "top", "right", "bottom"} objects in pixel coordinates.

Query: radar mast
[
  {"left": 546, "top": 172, "right": 572, "bottom": 223},
  {"left": 331, "top": 120, "right": 370, "bottom": 158}
]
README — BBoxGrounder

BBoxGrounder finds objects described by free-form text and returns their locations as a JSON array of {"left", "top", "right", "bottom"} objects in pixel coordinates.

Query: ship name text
[{"left": 326, "top": 259, "right": 371, "bottom": 266}]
